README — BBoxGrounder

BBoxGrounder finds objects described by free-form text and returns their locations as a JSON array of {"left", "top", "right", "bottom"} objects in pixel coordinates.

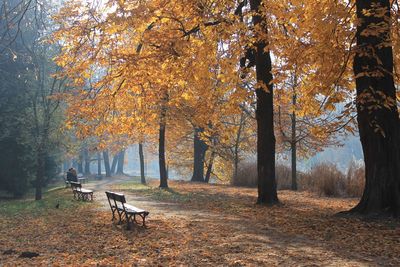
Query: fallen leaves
[{"left": 0, "top": 180, "right": 399, "bottom": 266}]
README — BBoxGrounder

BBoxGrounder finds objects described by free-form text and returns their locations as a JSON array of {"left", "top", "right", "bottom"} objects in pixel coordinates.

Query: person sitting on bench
[{"left": 66, "top": 168, "right": 78, "bottom": 182}]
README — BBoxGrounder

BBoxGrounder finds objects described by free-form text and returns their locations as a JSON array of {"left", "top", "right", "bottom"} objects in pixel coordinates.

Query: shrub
[
  {"left": 276, "top": 164, "right": 292, "bottom": 190},
  {"left": 306, "top": 163, "right": 346, "bottom": 197},
  {"left": 231, "top": 161, "right": 257, "bottom": 187},
  {"left": 345, "top": 161, "right": 365, "bottom": 197}
]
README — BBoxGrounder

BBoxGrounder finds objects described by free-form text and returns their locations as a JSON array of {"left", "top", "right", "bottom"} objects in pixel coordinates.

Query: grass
[{"left": 0, "top": 187, "right": 88, "bottom": 217}]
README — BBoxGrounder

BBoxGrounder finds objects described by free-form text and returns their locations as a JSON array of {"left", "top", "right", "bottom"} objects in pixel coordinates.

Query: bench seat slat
[
  {"left": 79, "top": 189, "right": 93, "bottom": 193},
  {"left": 124, "top": 204, "right": 148, "bottom": 214}
]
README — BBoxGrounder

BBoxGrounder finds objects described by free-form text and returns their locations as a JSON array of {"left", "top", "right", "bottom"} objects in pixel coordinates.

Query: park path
[{"left": 81, "top": 176, "right": 386, "bottom": 266}]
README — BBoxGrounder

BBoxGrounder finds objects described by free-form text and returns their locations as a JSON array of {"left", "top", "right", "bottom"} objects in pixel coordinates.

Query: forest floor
[{"left": 0, "top": 176, "right": 399, "bottom": 266}]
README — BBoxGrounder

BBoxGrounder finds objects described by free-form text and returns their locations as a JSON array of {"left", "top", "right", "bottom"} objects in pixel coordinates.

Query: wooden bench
[
  {"left": 105, "top": 191, "right": 149, "bottom": 229},
  {"left": 70, "top": 181, "right": 93, "bottom": 201}
]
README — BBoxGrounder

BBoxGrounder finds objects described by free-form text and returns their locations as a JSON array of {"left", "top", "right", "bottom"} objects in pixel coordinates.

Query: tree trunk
[
  {"left": 250, "top": 0, "right": 279, "bottom": 205},
  {"left": 349, "top": 0, "right": 400, "bottom": 216},
  {"left": 191, "top": 127, "right": 208, "bottom": 182},
  {"left": 233, "top": 112, "right": 245, "bottom": 182},
  {"left": 77, "top": 152, "right": 83, "bottom": 174},
  {"left": 205, "top": 151, "right": 215, "bottom": 183},
  {"left": 97, "top": 152, "right": 102, "bottom": 178},
  {"left": 139, "top": 143, "right": 146, "bottom": 184},
  {"left": 233, "top": 151, "right": 239, "bottom": 182},
  {"left": 291, "top": 92, "right": 298, "bottom": 191},
  {"left": 111, "top": 153, "right": 118, "bottom": 174},
  {"left": 84, "top": 148, "right": 91, "bottom": 175},
  {"left": 35, "top": 146, "right": 45, "bottom": 200},
  {"left": 116, "top": 150, "right": 125, "bottom": 175},
  {"left": 159, "top": 122, "right": 168, "bottom": 188},
  {"left": 103, "top": 150, "right": 111, "bottom": 177}
]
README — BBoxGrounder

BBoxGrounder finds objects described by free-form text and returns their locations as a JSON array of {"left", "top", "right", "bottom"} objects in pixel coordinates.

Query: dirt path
[{"left": 81, "top": 177, "right": 397, "bottom": 266}]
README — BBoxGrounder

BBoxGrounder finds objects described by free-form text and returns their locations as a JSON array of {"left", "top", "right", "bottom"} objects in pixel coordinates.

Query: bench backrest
[
  {"left": 70, "top": 181, "right": 82, "bottom": 190},
  {"left": 105, "top": 191, "right": 127, "bottom": 213},
  {"left": 106, "top": 191, "right": 126, "bottom": 203}
]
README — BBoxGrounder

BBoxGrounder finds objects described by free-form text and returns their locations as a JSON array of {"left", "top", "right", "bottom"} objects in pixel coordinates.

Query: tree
[
  {"left": 116, "top": 150, "right": 125, "bottom": 175},
  {"left": 103, "top": 150, "right": 111, "bottom": 177},
  {"left": 249, "top": 0, "right": 278, "bottom": 205},
  {"left": 0, "top": 0, "right": 67, "bottom": 199},
  {"left": 191, "top": 128, "right": 208, "bottom": 182},
  {"left": 349, "top": 0, "right": 400, "bottom": 216},
  {"left": 139, "top": 143, "right": 146, "bottom": 184}
]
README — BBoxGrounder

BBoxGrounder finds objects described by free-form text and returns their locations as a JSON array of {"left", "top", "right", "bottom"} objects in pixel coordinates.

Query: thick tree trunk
[
  {"left": 291, "top": 92, "right": 297, "bottom": 191},
  {"left": 250, "top": 0, "right": 279, "bottom": 205},
  {"left": 111, "top": 153, "right": 118, "bottom": 174},
  {"left": 103, "top": 150, "right": 111, "bottom": 177},
  {"left": 205, "top": 151, "right": 215, "bottom": 183},
  {"left": 116, "top": 150, "right": 125, "bottom": 175},
  {"left": 84, "top": 148, "right": 91, "bottom": 175},
  {"left": 159, "top": 122, "right": 168, "bottom": 188},
  {"left": 139, "top": 143, "right": 146, "bottom": 184},
  {"left": 191, "top": 127, "right": 208, "bottom": 182},
  {"left": 350, "top": 0, "right": 400, "bottom": 216}
]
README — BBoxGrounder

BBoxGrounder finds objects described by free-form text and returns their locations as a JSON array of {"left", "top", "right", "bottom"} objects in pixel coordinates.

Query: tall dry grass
[{"left": 231, "top": 161, "right": 365, "bottom": 198}]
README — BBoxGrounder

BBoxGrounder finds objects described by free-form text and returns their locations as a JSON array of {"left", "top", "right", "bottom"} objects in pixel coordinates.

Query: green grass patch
[{"left": 0, "top": 188, "right": 89, "bottom": 217}]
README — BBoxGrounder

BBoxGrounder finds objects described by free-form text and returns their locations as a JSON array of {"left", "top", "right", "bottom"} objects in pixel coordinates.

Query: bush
[
  {"left": 231, "top": 162, "right": 299, "bottom": 189},
  {"left": 305, "top": 163, "right": 346, "bottom": 197},
  {"left": 276, "top": 164, "right": 292, "bottom": 190},
  {"left": 231, "top": 162, "right": 257, "bottom": 187},
  {"left": 345, "top": 161, "right": 365, "bottom": 197}
]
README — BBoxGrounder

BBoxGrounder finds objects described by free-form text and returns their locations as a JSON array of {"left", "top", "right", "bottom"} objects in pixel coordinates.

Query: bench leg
[
  {"left": 140, "top": 214, "right": 147, "bottom": 227},
  {"left": 126, "top": 213, "right": 132, "bottom": 230}
]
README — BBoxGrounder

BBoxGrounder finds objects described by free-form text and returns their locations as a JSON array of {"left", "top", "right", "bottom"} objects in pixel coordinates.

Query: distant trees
[{"left": 0, "top": 0, "right": 66, "bottom": 199}]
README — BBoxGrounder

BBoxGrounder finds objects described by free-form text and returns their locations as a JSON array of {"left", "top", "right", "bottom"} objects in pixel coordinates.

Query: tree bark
[
  {"left": 35, "top": 146, "right": 45, "bottom": 200},
  {"left": 139, "top": 143, "right": 146, "bottom": 184},
  {"left": 233, "top": 112, "right": 245, "bottom": 182},
  {"left": 103, "top": 150, "right": 111, "bottom": 177},
  {"left": 250, "top": 0, "right": 279, "bottom": 205},
  {"left": 84, "top": 148, "right": 91, "bottom": 175},
  {"left": 350, "top": 0, "right": 400, "bottom": 216},
  {"left": 191, "top": 127, "right": 208, "bottom": 182},
  {"left": 116, "top": 150, "right": 125, "bottom": 175},
  {"left": 111, "top": 153, "right": 118, "bottom": 174},
  {"left": 291, "top": 92, "right": 298, "bottom": 191},
  {"left": 205, "top": 151, "right": 215, "bottom": 183},
  {"left": 159, "top": 122, "right": 168, "bottom": 188}
]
